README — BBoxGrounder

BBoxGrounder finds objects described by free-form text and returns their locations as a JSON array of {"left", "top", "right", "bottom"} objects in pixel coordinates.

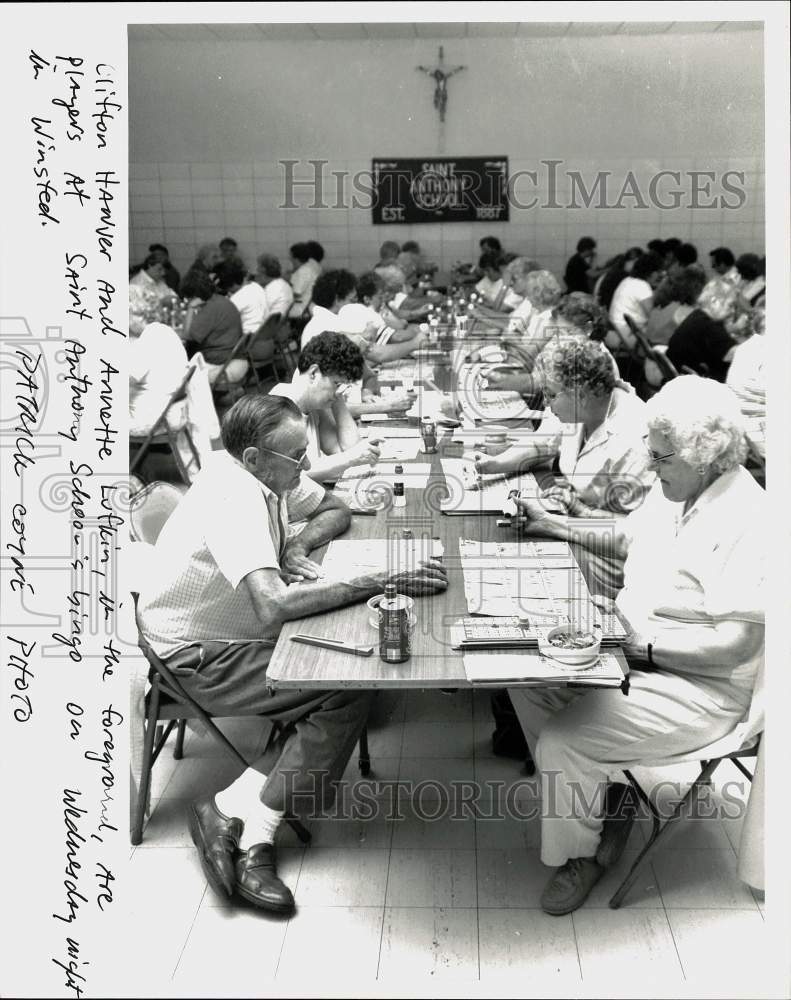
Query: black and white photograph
[{"left": 1, "top": 3, "right": 790, "bottom": 998}]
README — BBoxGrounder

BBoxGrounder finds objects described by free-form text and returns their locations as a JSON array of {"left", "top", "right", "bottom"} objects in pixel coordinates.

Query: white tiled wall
[{"left": 130, "top": 156, "right": 765, "bottom": 280}]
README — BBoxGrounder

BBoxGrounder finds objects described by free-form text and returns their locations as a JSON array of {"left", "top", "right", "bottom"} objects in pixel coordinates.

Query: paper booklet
[{"left": 462, "top": 649, "right": 627, "bottom": 688}]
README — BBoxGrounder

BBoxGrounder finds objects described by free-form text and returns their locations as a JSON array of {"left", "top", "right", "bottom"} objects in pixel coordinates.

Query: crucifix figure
[{"left": 417, "top": 45, "right": 466, "bottom": 123}]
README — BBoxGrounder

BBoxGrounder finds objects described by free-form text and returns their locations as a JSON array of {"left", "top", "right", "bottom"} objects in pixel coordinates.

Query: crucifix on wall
[{"left": 417, "top": 46, "right": 466, "bottom": 123}]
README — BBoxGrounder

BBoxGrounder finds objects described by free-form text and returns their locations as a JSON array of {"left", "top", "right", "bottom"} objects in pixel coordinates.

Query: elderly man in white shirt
[
  {"left": 508, "top": 376, "right": 764, "bottom": 917},
  {"left": 137, "top": 394, "right": 448, "bottom": 915}
]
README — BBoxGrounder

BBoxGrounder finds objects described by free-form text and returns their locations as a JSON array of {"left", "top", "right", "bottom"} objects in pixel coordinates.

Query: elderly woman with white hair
[
  {"left": 666, "top": 277, "right": 749, "bottom": 382},
  {"left": 477, "top": 335, "right": 654, "bottom": 598},
  {"left": 508, "top": 375, "right": 765, "bottom": 916}
]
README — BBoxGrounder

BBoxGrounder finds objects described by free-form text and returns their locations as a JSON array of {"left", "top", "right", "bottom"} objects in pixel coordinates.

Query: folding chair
[
  {"left": 246, "top": 312, "right": 296, "bottom": 384},
  {"left": 210, "top": 332, "right": 256, "bottom": 403},
  {"left": 609, "top": 662, "right": 764, "bottom": 908},
  {"left": 131, "top": 624, "right": 312, "bottom": 847},
  {"left": 130, "top": 365, "right": 200, "bottom": 486},
  {"left": 129, "top": 481, "right": 183, "bottom": 543}
]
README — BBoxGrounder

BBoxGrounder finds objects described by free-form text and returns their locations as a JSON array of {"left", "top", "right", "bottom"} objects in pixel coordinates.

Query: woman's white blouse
[{"left": 616, "top": 466, "right": 765, "bottom": 695}]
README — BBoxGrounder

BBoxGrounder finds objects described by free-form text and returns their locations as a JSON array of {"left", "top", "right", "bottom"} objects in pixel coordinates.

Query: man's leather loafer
[
  {"left": 188, "top": 796, "right": 243, "bottom": 898},
  {"left": 235, "top": 843, "right": 295, "bottom": 914}
]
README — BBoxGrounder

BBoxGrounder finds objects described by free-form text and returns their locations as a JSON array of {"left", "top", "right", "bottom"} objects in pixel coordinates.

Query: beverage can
[{"left": 378, "top": 583, "right": 411, "bottom": 663}]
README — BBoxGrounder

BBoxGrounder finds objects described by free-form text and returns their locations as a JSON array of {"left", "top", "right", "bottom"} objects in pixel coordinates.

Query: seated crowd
[{"left": 130, "top": 227, "right": 766, "bottom": 919}]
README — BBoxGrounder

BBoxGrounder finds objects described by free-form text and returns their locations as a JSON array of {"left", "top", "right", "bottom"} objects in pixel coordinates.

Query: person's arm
[
  {"left": 366, "top": 331, "right": 427, "bottom": 365},
  {"left": 483, "top": 368, "right": 539, "bottom": 395},
  {"left": 331, "top": 397, "right": 360, "bottom": 450},
  {"left": 280, "top": 493, "right": 351, "bottom": 581},
  {"left": 514, "top": 495, "right": 632, "bottom": 560},
  {"left": 347, "top": 392, "right": 416, "bottom": 417},
  {"left": 241, "top": 560, "right": 448, "bottom": 633},
  {"left": 474, "top": 434, "right": 558, "bottom": 476},
  {"left": 621, "top": 619, "right": 764, "bottom": 679}
]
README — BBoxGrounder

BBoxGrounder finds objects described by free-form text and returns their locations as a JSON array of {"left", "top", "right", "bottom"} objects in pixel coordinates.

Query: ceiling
[{"left": 128, "top": 21, "right": 763, "bottom": 42}]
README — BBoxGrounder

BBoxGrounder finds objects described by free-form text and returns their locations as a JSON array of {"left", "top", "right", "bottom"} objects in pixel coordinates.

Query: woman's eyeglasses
[{"left": 643, "top": 436, "right": 675, "bottom": 464}]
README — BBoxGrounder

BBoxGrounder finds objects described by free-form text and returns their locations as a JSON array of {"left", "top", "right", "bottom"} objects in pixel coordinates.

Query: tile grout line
[
  {"left": 661, "top": 905, "right": 689, "bottom": 983},
  {"left": 374, "top": 712, "right": 401, "bottom": 981},
  {"left": 170, "top": 881, "right": 209, "bottom": 982}
]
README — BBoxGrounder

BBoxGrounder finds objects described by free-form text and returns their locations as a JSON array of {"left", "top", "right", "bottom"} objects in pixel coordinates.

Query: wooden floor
[{"left": 129, "top": 687, "right": 769, "bottom": 997}]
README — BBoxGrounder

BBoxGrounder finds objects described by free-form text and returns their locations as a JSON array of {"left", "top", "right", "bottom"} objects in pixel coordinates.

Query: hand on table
[
  {"left": 348, "top": 438, "right": 382, "bottom": 466},
  {"left": 514, "top": 493, "right": 560, "bottom": 531},
  {"left": 482, "top": 368, "right": 513, "bottom": 389},
  {"left": 281, "top": 543, "right": 324, "bottom": 583},
  {"left": 380, "top": 391, "right": 416, "bottom": 413},
  {"left": 389, "top": 560, "right": 449, "bottom": 596},
  {"left": 473, "top": 451, "right": 498, "bottom": 475},
  {"left": 539, "top": 483, "right": 574, "bottom": 515}
]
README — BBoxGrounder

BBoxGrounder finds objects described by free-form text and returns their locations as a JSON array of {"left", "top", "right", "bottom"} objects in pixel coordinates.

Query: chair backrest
[
  {"left": 254, "top": 311, "right": 282, "bottom": 341},
  {"left": 212, "top": 332, "right": 255, "bottom": 388},
  {"left": 129, "top": 481, "right": 183, "bottom": 543},
  {"left": 130, "top": 364, "right": 197, "bottom": 443},
  {"left": 624, "top": 314, "right": 654, "bottom": 360}
]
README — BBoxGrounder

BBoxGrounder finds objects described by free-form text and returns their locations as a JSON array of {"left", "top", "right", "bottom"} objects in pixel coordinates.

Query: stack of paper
[
  {"left": 455, "top": 539, "right": 627, "bottom": 640},
  {"left": 438, "top": 460, "right": 539, "bottom": 514},
  {"left": 320, "top": 537, "right": 439, "bottom": 580},
  {"left": 462, "top": 649, "right": 627, "bottom": 687}
]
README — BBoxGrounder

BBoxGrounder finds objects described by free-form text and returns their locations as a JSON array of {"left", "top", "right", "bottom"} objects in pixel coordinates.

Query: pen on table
[{"left": 290, "top": 635, "right": 374, "bottom": 657}]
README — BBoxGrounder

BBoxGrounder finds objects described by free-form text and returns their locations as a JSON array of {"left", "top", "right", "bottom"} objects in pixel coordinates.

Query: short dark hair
[
  {"left": 674, "top": 242, "right": 698, "bottom": 266},
  {"left": 306, "top": 240, "right": 325, "bottom": 263},
  {"left": 290, "top": 242, "right": 311, "bottom": 264},
  {"left": 736, "top": 253, "right": 762, "bottom": 281},
  {"left": 663, "top": 237, "right": 682, "bottom": 253},
  {"left": 181, "top": 270, "right": 217, "bottom": 301},
  {"left": 379, "top": 241, "right": 400, "bottom": 260},
  {"left": 297, "top": 331, "right": 365, "bottom": 382},
  {"left": 219, "top": 237, "right": 238, "bottom": 250},
  {"left": 148, "top": 243, "right": 169, "bottom": 256},
  {"left": 214, "top": 260, "right": 246, "bottom": 293},
  {"left": 630, "top": 251, "right": 664, "bottom": 281},
  {"left": 479, "top": 250, "right": 505, "bottom": 272},
  {"left": 256, "top": 253, "right": 282, "bottom": 278},
  {"left": 576, "top": 236, "right": 597, "bottom": 253},
  {"left": 647, "top": 239, "right": 666, "bottom": 256},
  {"left": 221, "top": 394, "right": 302, "bottom": 459},
  {"left": 311, "top": 269, "right": 357, "bottom": 309},
  {"left": 357, "top": 271, "right": 384, "bottom": 302},
  {"left": 401, "top": 240, "right": 420, "bottom": 254},
  {"left": 479, "top": 236, "right": 502, "bottom": 253},
  {"left": 710, "top": 247, "right": 735, "bottom": 269}
]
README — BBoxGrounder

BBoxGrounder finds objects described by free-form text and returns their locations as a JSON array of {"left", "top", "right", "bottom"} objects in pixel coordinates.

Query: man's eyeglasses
[
  {"left": 259, "top": 446, "right": 310, "bottom": 469},
  {"left": 643, "top": 436, "right": 675, "bottom": 464}
]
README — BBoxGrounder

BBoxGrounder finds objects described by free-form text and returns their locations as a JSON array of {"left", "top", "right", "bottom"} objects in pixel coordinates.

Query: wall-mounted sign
[{"left": 371, "top": 157, "right": 509, "bottom": 224}]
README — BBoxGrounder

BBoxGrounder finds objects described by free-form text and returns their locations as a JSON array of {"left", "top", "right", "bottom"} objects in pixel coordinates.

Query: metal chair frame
[
  {"left": 130, "top": 365, "right": 200, "bottom": 486},
  {"left": 609, "top": 738, "right": 760, "bottom": 908},
  {"left": 132, "top": 623, "right": 312, "bottom": 848}
]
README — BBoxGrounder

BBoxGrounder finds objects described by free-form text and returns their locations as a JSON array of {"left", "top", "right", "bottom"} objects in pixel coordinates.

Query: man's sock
[
  {"left": 215, "top": 767, "right": 267, "bottom": 822},
  {"left": 238, "top": 800, "right": 285, "bottom": 851}
]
